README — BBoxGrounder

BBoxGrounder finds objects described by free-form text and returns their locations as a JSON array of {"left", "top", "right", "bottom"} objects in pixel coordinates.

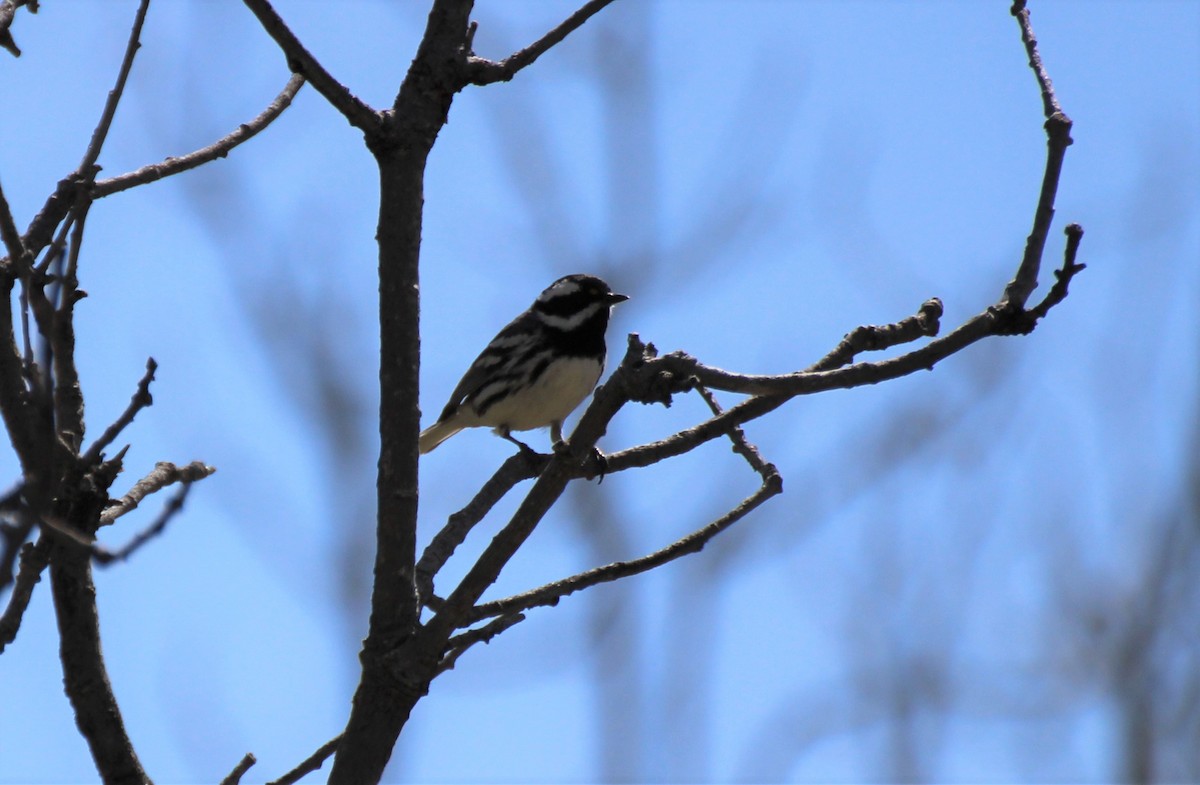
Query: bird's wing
[{"left": 435, "top": 310, "right": 533, "bottom": 422}]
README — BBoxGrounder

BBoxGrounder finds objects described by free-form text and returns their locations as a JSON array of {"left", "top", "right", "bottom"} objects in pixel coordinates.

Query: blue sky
[{"left": 1, "top": 1, "right": 1198, "bottom": 782}]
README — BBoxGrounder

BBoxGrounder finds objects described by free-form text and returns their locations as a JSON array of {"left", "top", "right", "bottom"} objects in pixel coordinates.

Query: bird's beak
[{"left": 607, "top": 292, "right": 629, "bottom": 305}]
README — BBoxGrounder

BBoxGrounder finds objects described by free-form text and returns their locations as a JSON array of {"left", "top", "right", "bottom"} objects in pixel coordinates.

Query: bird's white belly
[{"left": 478, "top": 356, "right": 601, "bottom": 432}]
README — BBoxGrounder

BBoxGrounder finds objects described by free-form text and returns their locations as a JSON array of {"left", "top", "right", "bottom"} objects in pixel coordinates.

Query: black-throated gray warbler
[{"left": 419, "top": 274, "right": 628, "bottom": 454}]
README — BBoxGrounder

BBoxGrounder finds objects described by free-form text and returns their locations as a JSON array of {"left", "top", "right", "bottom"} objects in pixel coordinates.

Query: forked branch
[
  {"left": 463, "top": 0, "right": 618, "bottom": 85},
  {"left": 100, "top": 461, "right": 215, "bottom": 527},
  {"left": 240, "top": 0, "right": 379, "bottom": 133},
  {"left": 94, "top": 74, "right": 306, "bottom": 198},
  {"left": 419, "top": 0, "right": 1084, "bottom": 655}
]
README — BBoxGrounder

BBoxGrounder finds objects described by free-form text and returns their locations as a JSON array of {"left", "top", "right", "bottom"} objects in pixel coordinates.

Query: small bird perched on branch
[{"left": 419, "top": 273, "right": 628, "bottom": 454}]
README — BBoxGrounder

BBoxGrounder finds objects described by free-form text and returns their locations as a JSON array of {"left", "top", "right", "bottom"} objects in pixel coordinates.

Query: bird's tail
[{"left": 419, "top": 420, "right": 463, "bottom": 454}]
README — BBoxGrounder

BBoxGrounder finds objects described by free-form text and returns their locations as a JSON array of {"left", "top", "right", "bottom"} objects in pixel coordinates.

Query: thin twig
[
  {"left": 19, "top": 72, "right": 301, "bottom": 265},
  {"left": 100, "top": 460, "right": 215, "bottom": 527},
  {"left": 1011, "top": 0, "right": 1063, "bottom": 119},
  {"left": 0, "top": 175, "right": 27, "bottom": 272},
  {"left": 1001, "top": 0, "right": 1074, "bottom": 311},
  {"left": 219, "top": 752, "right": 257, "bottom": 785},
  {"left": 1024, "top": 223, "right": 1086, "bottom": 322},
  {"left": 435, "top": 612, "right": 526, "bottom": 675},
  {"left": 241, "top": 0, "right": 379, "bottom": 133},
  {"left": 0, "top": 535, "right": 50, "bottom": 653},
  {"left": 267, "top": 734, "right": 342, "bottom": 785},
  {"left": 809, "top": 297, "right": 943, "bottom": 372},
  {"left": 464, "top": 0, "right": 618, "bottom": 86},
  {"left": 81, "top": 358, "right": 156, "bottom": 465},
  {"left": 94, "top": 74, "right": 306, "bottom": 198},
  {"left": 416, "top": 450, "right": 546, "bottom": 604},
  {"left": 695, "top": 386, "right": 776, "bottom": 480},
  {"left": 93, "top": 482, "right": 194, "bottom": 565},
  {"left": 78, "top": 0, "right": 151, "bottom": 178},
  {"left": 50, "top": 202, "right": 89, "bottom": 449},
  {"left": 468, "top": 472, "right": 781, "bottom": 624}
]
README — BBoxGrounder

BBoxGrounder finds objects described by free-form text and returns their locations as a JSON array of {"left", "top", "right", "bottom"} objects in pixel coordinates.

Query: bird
[{"left": 419, "top": 274, "right": 628, "bottom": 454}]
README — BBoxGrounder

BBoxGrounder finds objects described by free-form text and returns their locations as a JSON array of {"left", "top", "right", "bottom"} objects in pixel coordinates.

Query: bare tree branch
[
  {"left": 100, "top": 461, "right": 215, "bottom": 527},
  {"left": 240, "top": 0, "right": 380, "bottom": 133},
  {"left": 416, "top": 450, "right": 546, "bottom": 604},
  {"left": 1017, "top": 222, "right": 1086, "bottom": 327},
  {"left": 811, "top": 298, "right": 944, "bottom": 371},
  {"left": 49, "top": 537, "right": 148, "bottom": 782},
  {"left": 695, "top": 385, "right": 775, "bottom": 478},
  {"left": 435, "top": 612, "right": 526, "bottom": 675},
  {"left": 478, "top": 474, "right": 782, "bottom": 624},
  {"left": 18, "top": 74, "right": 304, "bottom": 266},
  {"left": 466, "top": 386, "right": 782, "bottom": 624},
  {"left": 0, "top": 3, "right": 290, "bottom": 784},
  {"left": 1001, "top": 0, "right": 1074, "bottom": 311},
  {"left": 222, "top": 3, "right": 1087, "bottom": 782},
  {"left": 268, "top": 734, "right": 342, "bottom": 785},
  {"left": 77, "top": 0, "right": 151, "bottom": 179},
  {"left": 0, "top": 178, "right": 49, "bottom": 481},
  {"left": 0, "top": 176, "right": 26, "bottom": 269},
  {"left": 423, "top": 34, "right": 1085, "bottom": 628},
  {"left": 0, "top": 0, "right": 37, "bottom": 58},
  {"left": 219, "top": 752, "right": 257, "bottom": 785},
  {"left": 93, "top": 481, "right": 194, "bottom": 565},
  {"left": 0, "top": 534, "right": 49, "bottom": 653},
  {"left": 94, "top": 74, "right": 306, "bottom": 198},
  {"left": 80, "top": 358, "right": 156, "bottom": 466},
  {"left": 49, "top": 204, "right": 90, "bottom": 451},
  {"left": 1011, "top": 0, "right": 1066, "bottom": 121},
  {"left": 464, "top": 0, "right": 618, "bottom": 85},
  {"left": 419, "top": 293, "right": 945, "bottom": 635},
  {"left": 414, "top": 295, "right": 934, "bottom": 613}
]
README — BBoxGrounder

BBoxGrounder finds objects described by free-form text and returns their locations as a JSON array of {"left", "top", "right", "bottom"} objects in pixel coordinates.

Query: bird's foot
[{"left": 561, "top": 441, "right": 608, "bottom": 483}]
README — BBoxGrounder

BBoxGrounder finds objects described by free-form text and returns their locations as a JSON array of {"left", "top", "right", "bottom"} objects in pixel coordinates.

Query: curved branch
[
  {"left": 20, "top": 73, "right": 304, "bottom": 268},
  {"left": 1001, "top": 0, "right": 1074, "bottom": 311},
  {"left": 240, "top": 0, "right": 380, "bottom": 133},
  {"left": 469, "top": 474, "right": 780, "bottom": 624},
  {"left": 94, "top": 74, "right": 306, "bottom": 198}
]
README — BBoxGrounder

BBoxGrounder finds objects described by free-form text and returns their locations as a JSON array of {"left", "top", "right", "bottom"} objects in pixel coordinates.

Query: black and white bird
[{"left": 419, "top": 274, "right": 628, "bottom": 454}]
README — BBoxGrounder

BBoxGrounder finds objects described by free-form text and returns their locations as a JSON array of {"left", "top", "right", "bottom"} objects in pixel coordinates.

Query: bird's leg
[
  {"left": 497, "top": 427, "right": 540, "bottom": 458},
  {"left": 550, "top": 420, "right": 565, "bottom": 448}
]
